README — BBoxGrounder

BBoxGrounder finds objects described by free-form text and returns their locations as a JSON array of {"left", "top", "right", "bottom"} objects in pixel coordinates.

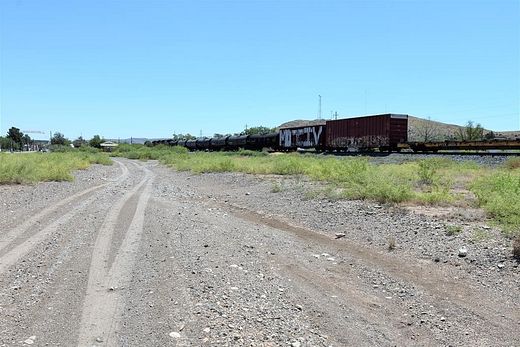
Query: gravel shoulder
[{"left": 0, "top": 158, "right": 518, "bottom": 346}]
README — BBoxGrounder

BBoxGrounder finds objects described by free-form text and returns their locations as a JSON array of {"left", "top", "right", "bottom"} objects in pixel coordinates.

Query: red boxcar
[{"left": 325, "top": 114, "right": 408, "bottom": 151}]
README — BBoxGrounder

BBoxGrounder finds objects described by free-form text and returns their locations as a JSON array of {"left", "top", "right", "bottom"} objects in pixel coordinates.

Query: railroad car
[
  {"left": 325, "top": 114, "right": 408, "bottom": 151},
  {"left": 210, "top": 137, "right": 228, "bottom": 151},
  {"left": 226, "top": 135, "right": 248, "bottom": 150},
  {"left": 278, "top": 124, "right": 326, "bottom": 150},
  {"left": 151, "top": 113, "right": 519, "bottom": 153}
]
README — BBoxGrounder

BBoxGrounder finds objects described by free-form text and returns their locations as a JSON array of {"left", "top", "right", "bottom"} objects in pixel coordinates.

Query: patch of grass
[
  {"left": 471, "top": 172, "right": 520, "bottom": 233},
  {"left": 445, "top": 225, "right": 462, "bottom": 236},
  {"left": 270, "top": 182, "right": 283, "bottom": 193},
  {"left": 0, "top": 152, "right": 112, "bottom": 184},
  {"left": 471, "top": 229, "right": 491, "bottom": 243},
  {"left": 504, "top": 157, "right": 520, "bottom": 170},
  {"left": 114, "top": 146, "right": 518, "bottom": 234}
]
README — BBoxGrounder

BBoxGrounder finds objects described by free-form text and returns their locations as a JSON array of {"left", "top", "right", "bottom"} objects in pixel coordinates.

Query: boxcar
[
  {"left": 325, "top": 114, "right": 408, "bottom": 151},
  {"left": 278, "top": 124, "right": 326, "bottom": 150}
]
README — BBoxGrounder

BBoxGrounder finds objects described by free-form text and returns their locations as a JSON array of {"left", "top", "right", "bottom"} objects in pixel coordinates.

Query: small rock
[
  {"left": 291, "top": 342, "right": 301, "bottom": 347},
  {"left": 203, "top": 327, "right": 210, "bottom": 333},
  {"left": 245, "top": 192, "right": 251, "bottom": 195},
  {"left": 497, "top": 263, "right": 505, "bottom": 269},
  {"left": 95, "top": 337, "right": 103, "bottom": 343},
  {"left": 169, "top": 332, "right": 181, "bottom": 339},
  {"left": 24, "top": 336, "right": 36, "bottom": 345},
  {"left": 440, "top": 316, "right": 446, "bottom": 321},
  {"left": 334, "top": 233, "right": 346, "bottom": 239},
  {"left": 458, "top": 246, "right": 468, "bottom": 257}
]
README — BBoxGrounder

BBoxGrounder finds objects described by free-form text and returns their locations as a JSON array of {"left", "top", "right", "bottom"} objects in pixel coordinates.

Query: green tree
[
  {"left": 73, "top": 136, "right": 87, "bottom": 148},
  {"left": 243, "top": 126, "right": 274, "bottom": 136},
  {"left": 7, "top": 127, "right": 23, "bottom": 148},
  {"left": 457, "top": 121, "right": 484, "bottom": 141},
  {"left": 51, "top": 132, "right": 69, "bottom": 145},
  {"left": 89, "top": 135, "right": 104, "bottom": 148},
  {"left": 0, "top": 136, "right": 12, "bottom": 151},
  {"left": 172, "top": 133, "right": 196, "bottom": 140}
]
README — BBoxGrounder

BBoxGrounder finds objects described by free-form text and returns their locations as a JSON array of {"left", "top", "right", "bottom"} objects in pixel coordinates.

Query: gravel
[{"left": 0, "top": 158, "right": 518, "bottom": 346}]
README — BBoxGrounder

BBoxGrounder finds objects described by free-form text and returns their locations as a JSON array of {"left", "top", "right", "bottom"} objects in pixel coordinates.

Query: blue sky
[{"left": 1, "top": 0, "right": 518, "bottom": 140}]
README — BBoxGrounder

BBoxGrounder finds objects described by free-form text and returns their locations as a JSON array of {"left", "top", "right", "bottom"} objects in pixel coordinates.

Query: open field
[{"left": 112, "top": 145, "right": 520, "bottom": 235}]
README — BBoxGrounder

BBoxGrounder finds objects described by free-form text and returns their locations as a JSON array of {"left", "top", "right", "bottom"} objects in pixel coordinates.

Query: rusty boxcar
[{"left": 325, "top": 114, "right": 408, "bottom": 151}]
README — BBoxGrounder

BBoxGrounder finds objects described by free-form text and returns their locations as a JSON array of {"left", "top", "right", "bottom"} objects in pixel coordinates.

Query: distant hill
[
  {"left": 278, "top": 119, "right": 326, "bottom": 129},
  {"left": 407, "top": 116, "right": 464, "bottom": 141}
]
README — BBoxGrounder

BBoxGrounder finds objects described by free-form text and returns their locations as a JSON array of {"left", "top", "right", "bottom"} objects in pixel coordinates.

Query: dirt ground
[{"left": 0, "top": 158, "right": 518, "bottom": 346}]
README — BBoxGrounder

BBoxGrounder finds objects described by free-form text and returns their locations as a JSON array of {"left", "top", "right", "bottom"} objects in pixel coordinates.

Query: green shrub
[
  {"left": 446, "top": 225, "right": 462, "bottom": 236},
  {"left": 471, "top": 172, "right": 520, "bottom": 232}
]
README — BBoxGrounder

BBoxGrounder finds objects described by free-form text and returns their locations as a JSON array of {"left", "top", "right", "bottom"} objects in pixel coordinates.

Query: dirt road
[{"left": 0, "top": 158, "right": 518, "bottom": 346}]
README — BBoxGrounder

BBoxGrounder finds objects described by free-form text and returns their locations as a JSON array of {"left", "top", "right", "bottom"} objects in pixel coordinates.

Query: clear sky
[{"left": 1, "top": 0, "right": 519, "bottom": 140}]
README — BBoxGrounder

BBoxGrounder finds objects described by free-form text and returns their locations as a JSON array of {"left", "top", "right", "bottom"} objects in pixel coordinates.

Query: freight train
[{"left": 152, "top": 113, "right": 520, "bottom": 153}]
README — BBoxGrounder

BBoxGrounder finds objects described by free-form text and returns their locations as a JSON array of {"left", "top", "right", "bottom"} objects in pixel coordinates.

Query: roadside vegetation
[
  {"left": 0, "top": 151, "right": 111, "bottom": 184},
  {"left": 111, "top": 144, "right": 520, "bottom": 235}
]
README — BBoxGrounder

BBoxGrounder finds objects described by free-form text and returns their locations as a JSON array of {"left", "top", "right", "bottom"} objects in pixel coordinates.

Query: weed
[
  {"left": 388, "top": 236, "right": 396, "bottom": 251},
  {"left": 471, "top": 229, "right": 491, "bottom": 243},
  {"left": 446, "top": 225, "right": 462, "bottom": 236},
  {"left": 270, "top": 182, "right": 283, "bottom": 193},
  {"left": 417, "top": 159, "right": 437, "bottom": 184},
  {"left": 471, "top": 172, "right": 520, "bottom": 232},
  {"left": 504, "top": 157, "right": 520, "bottom": 170}
]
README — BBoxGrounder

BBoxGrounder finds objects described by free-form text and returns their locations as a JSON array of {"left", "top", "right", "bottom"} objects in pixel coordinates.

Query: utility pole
[{"left": 318, "top": 95, "right": 322, "bottom": 120}]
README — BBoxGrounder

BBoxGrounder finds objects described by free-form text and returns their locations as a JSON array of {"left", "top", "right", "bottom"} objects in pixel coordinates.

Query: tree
[
  {"left": 0, "top": 136, "right": 11, "bottom": 151},
  {"left": 7, "top": 127, "right": 23, "bottom": 148},
  {"left": 412, "top": 117, "right": 442, "bottom": 142},
  {"left": 456, "top": 121, "right": 484, "bottom": 141},
  {"left": 51, "top": 132, "right": 69, "bottom": 145},
  {"left": 172, "top": 133, "right": 196, "bottom": 140},
  {"left": 243, "top": 126, "right": 275, "bottom": 136},
  {"left": 73, "top": 136, "right": 87, "bottom": 148},
  {"left": 89, "top": 135, "right": 104, "bottom": 148}
]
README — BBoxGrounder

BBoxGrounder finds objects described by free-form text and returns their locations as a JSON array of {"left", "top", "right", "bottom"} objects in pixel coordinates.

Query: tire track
[
  {"left": 0, "top": 159, "right": 130, "bottom": 274},
  {"left": 223, "top": 204, "right": 520, "bottom": 338},
  {"left": 77, "top": 165, "right": 154, "bottom": 346}
]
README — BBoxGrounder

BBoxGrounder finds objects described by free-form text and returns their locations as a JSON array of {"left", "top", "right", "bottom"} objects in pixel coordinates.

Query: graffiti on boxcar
[
  {"left": 330, "top": 135, "right": 390, "bottom": 149},
  {"left": 279, "top": 126, "right": 323, "bottom": 148}
]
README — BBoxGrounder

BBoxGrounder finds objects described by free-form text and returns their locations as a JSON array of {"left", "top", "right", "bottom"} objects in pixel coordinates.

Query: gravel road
[{"left": 0, "top": 158, "right": 518, "bottom": 346}]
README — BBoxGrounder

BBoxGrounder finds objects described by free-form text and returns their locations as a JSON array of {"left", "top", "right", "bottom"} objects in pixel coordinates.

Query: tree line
[
  {"left": 0, "top": 127, "right": 107, "bottom": 151},
  {"left": 172, "top": 126, "right": 277, "bottom": 141}
]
